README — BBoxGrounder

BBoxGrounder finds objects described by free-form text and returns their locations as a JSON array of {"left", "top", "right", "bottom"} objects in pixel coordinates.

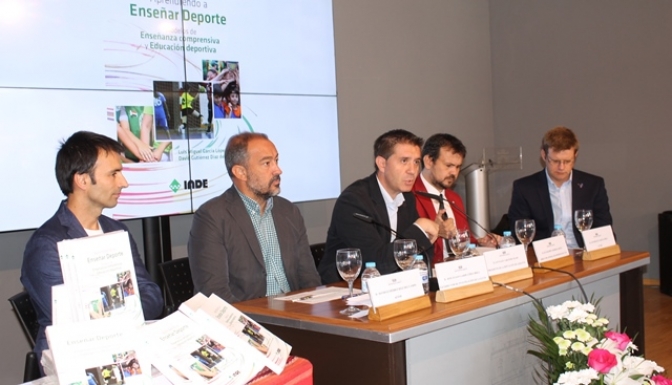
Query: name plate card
[
  {"left": 366, "top": 270, "right": 424, "bottom": 309},
  {"left": 483, "top": 245, "right": 529, "bottom": 276},
  {"left": 583, "top": 225, "right": 617, "bottom": 252},
  {"left": 532, "top": 235, "right": 570, "bottom": 263},
  {"left": 434, "top": 255, "right": 490, "bottom": 291}
]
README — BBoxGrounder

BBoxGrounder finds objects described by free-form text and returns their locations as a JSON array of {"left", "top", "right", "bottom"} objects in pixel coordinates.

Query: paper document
[
  {"left": 275, "top": 287, "right": 354, "bottom": 304},
  {"left": 346, "top": 293, "right": 371, "bottom": 307}
]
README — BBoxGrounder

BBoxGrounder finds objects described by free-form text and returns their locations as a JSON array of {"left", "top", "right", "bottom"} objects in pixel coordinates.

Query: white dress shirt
[{"left": 546, "top": 169, "right": 579, "bottom": 248}]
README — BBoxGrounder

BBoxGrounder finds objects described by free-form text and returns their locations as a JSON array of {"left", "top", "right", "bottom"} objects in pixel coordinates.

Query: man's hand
[
  {"left": 415, "top": 217, "right": 440, "bottom": 244},
  {"left": 477, "top": 234, "right": 501, "bottom": 247},
  {"left": 434, "top": 209, "right": 456, "bottom": 239}
]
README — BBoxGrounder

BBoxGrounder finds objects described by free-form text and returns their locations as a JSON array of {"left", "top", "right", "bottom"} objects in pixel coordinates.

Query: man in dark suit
[
  {"left": 508, "top": 126, "right": 612, "bottom": 248},
  {"left": 189, "top": 133, "right": 321, "bottom": 303},
  {"left": 319, "top": 129, "right": 442, "bottom": 284},
  {"left": 21, "top": 131, "right": 163, "bottom": 368}
]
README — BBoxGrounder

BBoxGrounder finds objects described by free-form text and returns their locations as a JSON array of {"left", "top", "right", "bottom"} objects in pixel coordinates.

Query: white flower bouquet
[{"left": 528, "top": 299, "right": 670, "bottom": 385}]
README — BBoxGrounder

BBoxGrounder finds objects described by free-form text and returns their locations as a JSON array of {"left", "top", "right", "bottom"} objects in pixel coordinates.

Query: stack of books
[
  {"left": 46, "top": 231, "right": 291, "bottom": 385},
  {"left": 144, "top": 293, "right": 291, "bottom": 384},
  {"left": 47, "top": 230, "right": 151, "bottom": 385}
]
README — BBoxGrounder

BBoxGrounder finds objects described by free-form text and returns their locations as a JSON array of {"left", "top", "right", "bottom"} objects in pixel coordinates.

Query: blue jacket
[{"left": 21, "top": 201, "right": 163, "bottom": 360}]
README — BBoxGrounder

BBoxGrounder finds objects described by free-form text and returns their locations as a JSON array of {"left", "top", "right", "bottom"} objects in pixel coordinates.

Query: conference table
[{"left": 234, "top": 251, "right": 649, "bottom": 385}]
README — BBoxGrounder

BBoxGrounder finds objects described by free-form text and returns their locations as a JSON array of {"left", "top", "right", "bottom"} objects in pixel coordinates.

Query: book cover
[
  {"left": 143, "top": 311, "right": 263, "bottom": 385},
  {"left": 46, "top": 319, "right": 152, "bottom": 385},
  {"left": 188, "top": 294, "right": 292, "bottom": 375},
  {"left": 56, "top": 231, "right": 144, "bottom": 325}
]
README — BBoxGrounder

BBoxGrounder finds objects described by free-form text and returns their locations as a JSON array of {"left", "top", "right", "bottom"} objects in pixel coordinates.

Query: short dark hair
[
  {"left": 55, "top": 131, "right": 124, "bottom": 196},
  {"left": 225, "top": 132, "right": 269, "bottom": 177},
  {"left": 421, "top": 133, "right": 467, "bottom": 167},
  {"left": 223, "top": 81, "right": 240, "bottom": 99},
  {"left": 373, "top": 129, "right": 423, "bottom": 171},
  {"left": 541, "top": 126, "right": 579, "bottom": 154}
]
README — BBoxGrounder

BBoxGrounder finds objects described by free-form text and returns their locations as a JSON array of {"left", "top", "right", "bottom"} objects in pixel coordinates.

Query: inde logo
[
  {"left": 184, "top": 179, "right": 209, "bottom": 189},
  {"left": 169, "top": 179, "right": 181, "bottom": 193},
  {"left": 169, "top": 179, "right": 209, "bottom": 193}
]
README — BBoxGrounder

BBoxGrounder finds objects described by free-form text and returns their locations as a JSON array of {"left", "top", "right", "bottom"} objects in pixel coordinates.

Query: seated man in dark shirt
[
  {"left": 21, "top": 131, "right": 163, "bottom": 365},
  {"left": 508, "top": 126, "right": 612, "bottom": 248},
  {"left": 319, "top": 129, "right": 445, "bottom": 283}
]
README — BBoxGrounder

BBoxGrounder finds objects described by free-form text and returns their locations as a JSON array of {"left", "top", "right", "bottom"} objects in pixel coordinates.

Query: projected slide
[{"left": 0, "top": 1, "right": 339, "bottom": 232}]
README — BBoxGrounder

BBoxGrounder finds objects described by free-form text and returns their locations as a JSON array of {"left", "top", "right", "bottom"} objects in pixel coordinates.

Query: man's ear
[
  {"left": 375, "top": 156, "right": 386, "bottom": 173},
  {"left": 232, "top": 165, "right": 247, "bottom": 181},
  {"left": 72, "top": 172, "right": 89, "bottom": 191},
  {"left": 540, "top": 149, "right": 547, "bottom": 163},
  {"left": 423, "top": 154, "right": 433, "bottom": 169}
]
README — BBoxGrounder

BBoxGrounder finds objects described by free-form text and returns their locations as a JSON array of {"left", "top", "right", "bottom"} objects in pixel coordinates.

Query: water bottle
[
  {"left": 551, "top": 224, "right": 566, "bottom": 238},
  {"left": 551, "top": 224, "right": 569, "bottom": 248},
  {"left": 467, "top": 243, "right": 479, "bottom": 256},
  {"left": 361, "top": 262, "right": 381, "bottom": 293},
  {"left": 411, "top": 255, "right": 429, "bottom": 294},
  {"left": 499, "top": 231, "right": 516, "bottom": 248}
]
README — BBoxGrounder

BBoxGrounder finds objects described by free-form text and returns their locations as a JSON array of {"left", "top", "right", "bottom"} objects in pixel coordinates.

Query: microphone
[
  {"left": 531, "top": 266, "right": 589, "bottom": 303},
  {"left": 352, "top": 213, "right": 401, "bottom": 237},
  {"left": 414, "top": 191, "right": 499, "bottom": 247},
  {"left": 352, "top": 213, "right": 438, "bottom": 291},
  {"left": 352, "top": 213, "right": 435, "bottom": 257}
]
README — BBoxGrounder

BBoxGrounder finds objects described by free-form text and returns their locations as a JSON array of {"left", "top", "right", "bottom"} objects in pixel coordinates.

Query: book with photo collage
[
  {"left": 143, "top": 308, "right": 263, "bottom": 385},
  {"left": 55, "top": 230, "right": 145, "bottom": 326},
  {"left": 183, "top": 293, "right": 292, "bottom": 375}
]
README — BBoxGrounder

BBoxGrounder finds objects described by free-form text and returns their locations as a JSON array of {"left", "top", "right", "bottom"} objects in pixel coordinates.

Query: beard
[
  {"left": 438, "top": 175, "right": 456, "bottom": 190},
  {"left": 248, "top": 175, "right": 281, "bottom": 201}
]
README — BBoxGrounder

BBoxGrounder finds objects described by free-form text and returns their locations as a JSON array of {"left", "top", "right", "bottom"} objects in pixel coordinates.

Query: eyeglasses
[{"left": 546, "top": 156, "right": 574, "bottom": 167}]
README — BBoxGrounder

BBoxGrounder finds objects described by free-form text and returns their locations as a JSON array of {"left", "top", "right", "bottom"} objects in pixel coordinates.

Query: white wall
[{"left": 488, "top": 0, "right": 672, "bottom": 282}]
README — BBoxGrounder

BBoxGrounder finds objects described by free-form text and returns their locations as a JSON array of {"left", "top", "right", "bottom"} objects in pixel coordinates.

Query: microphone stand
[
  {"left": 352, "top": 213, "right": 439, "bottom": 292},
  {"left": 491, "top": 281, "right": 545, "bottom": 310},
  {"left": 531, "top": 266, "right": 589, "bottom": 303}
]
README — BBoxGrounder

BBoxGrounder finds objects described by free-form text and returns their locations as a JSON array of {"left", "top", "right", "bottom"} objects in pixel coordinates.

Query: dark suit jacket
[
  {"left": 188, "top": 186, "right": 321, "bottom": 303},
  {"left": 21, "top": 201, "right": 163, "bottom": 362},
  {"left": 507, "top": 169, "right": 612, "bottom": 247},
  {"left": 319, "top": 173, "right": 433, "bottom": 284}
]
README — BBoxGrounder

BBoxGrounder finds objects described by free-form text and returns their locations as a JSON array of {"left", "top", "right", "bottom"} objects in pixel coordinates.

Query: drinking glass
[
  {"left": 574, "top": 209, "right": 594, "bottom": 232},
  {"left": 335, "top": 248, "right": 363, "bottom": 315},
  {"left": 574, "top": 209, "right": 594, "bottom": 253},
  {"left": 393, "top": 239, "right": 417, "bottom": 270},
  {"left": 514, "top": 219, "right": 536, "bottom": 255},
  {"left": 448, "top": 229, "right": 470, "bottom": 259}
]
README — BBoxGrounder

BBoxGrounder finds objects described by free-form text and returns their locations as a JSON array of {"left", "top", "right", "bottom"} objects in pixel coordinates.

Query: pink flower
[
  {"left": 587, "top": 348, "right": 618, "bottom": 374},
  {"left": 604, "top": 331, "right": 631, "bottom": 350},
  {"left": 652, "top": 375, "right": 672, "bottom": 385}
]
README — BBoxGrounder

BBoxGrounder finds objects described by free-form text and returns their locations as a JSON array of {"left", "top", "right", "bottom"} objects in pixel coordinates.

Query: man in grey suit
[
  {"left": 508, "top": 126, "right": 613, "bottom": 248},
  {"left": 188, "top": 132, "right": 321, "bottom": 303}
]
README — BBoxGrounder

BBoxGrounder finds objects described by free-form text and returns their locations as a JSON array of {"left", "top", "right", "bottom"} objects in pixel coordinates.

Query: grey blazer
[{"left": 188, "top": 186, "right": 321, "bottom": 303}]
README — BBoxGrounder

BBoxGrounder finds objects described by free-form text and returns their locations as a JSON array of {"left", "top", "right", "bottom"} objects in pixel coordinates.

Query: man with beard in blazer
[
  {"left": 508, "top": 126, "right": 612, "bottom": 249},
  {"left": 189, "top": 132, "right": 321, "bottom": 303},
  {"left": 319, "top": 129, "right": 447, "bottom": 284},
  {"left": 413, "top": 133, "right": 499, "bottom": 264}
]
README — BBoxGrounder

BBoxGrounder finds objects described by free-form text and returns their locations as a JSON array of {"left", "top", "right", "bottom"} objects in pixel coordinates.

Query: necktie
[
  {"left": 438, "top": 193, "right": 448, "bottom": 220},
  {"left": 439, "top": 193, "right": 450, "bottom": 260}
]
